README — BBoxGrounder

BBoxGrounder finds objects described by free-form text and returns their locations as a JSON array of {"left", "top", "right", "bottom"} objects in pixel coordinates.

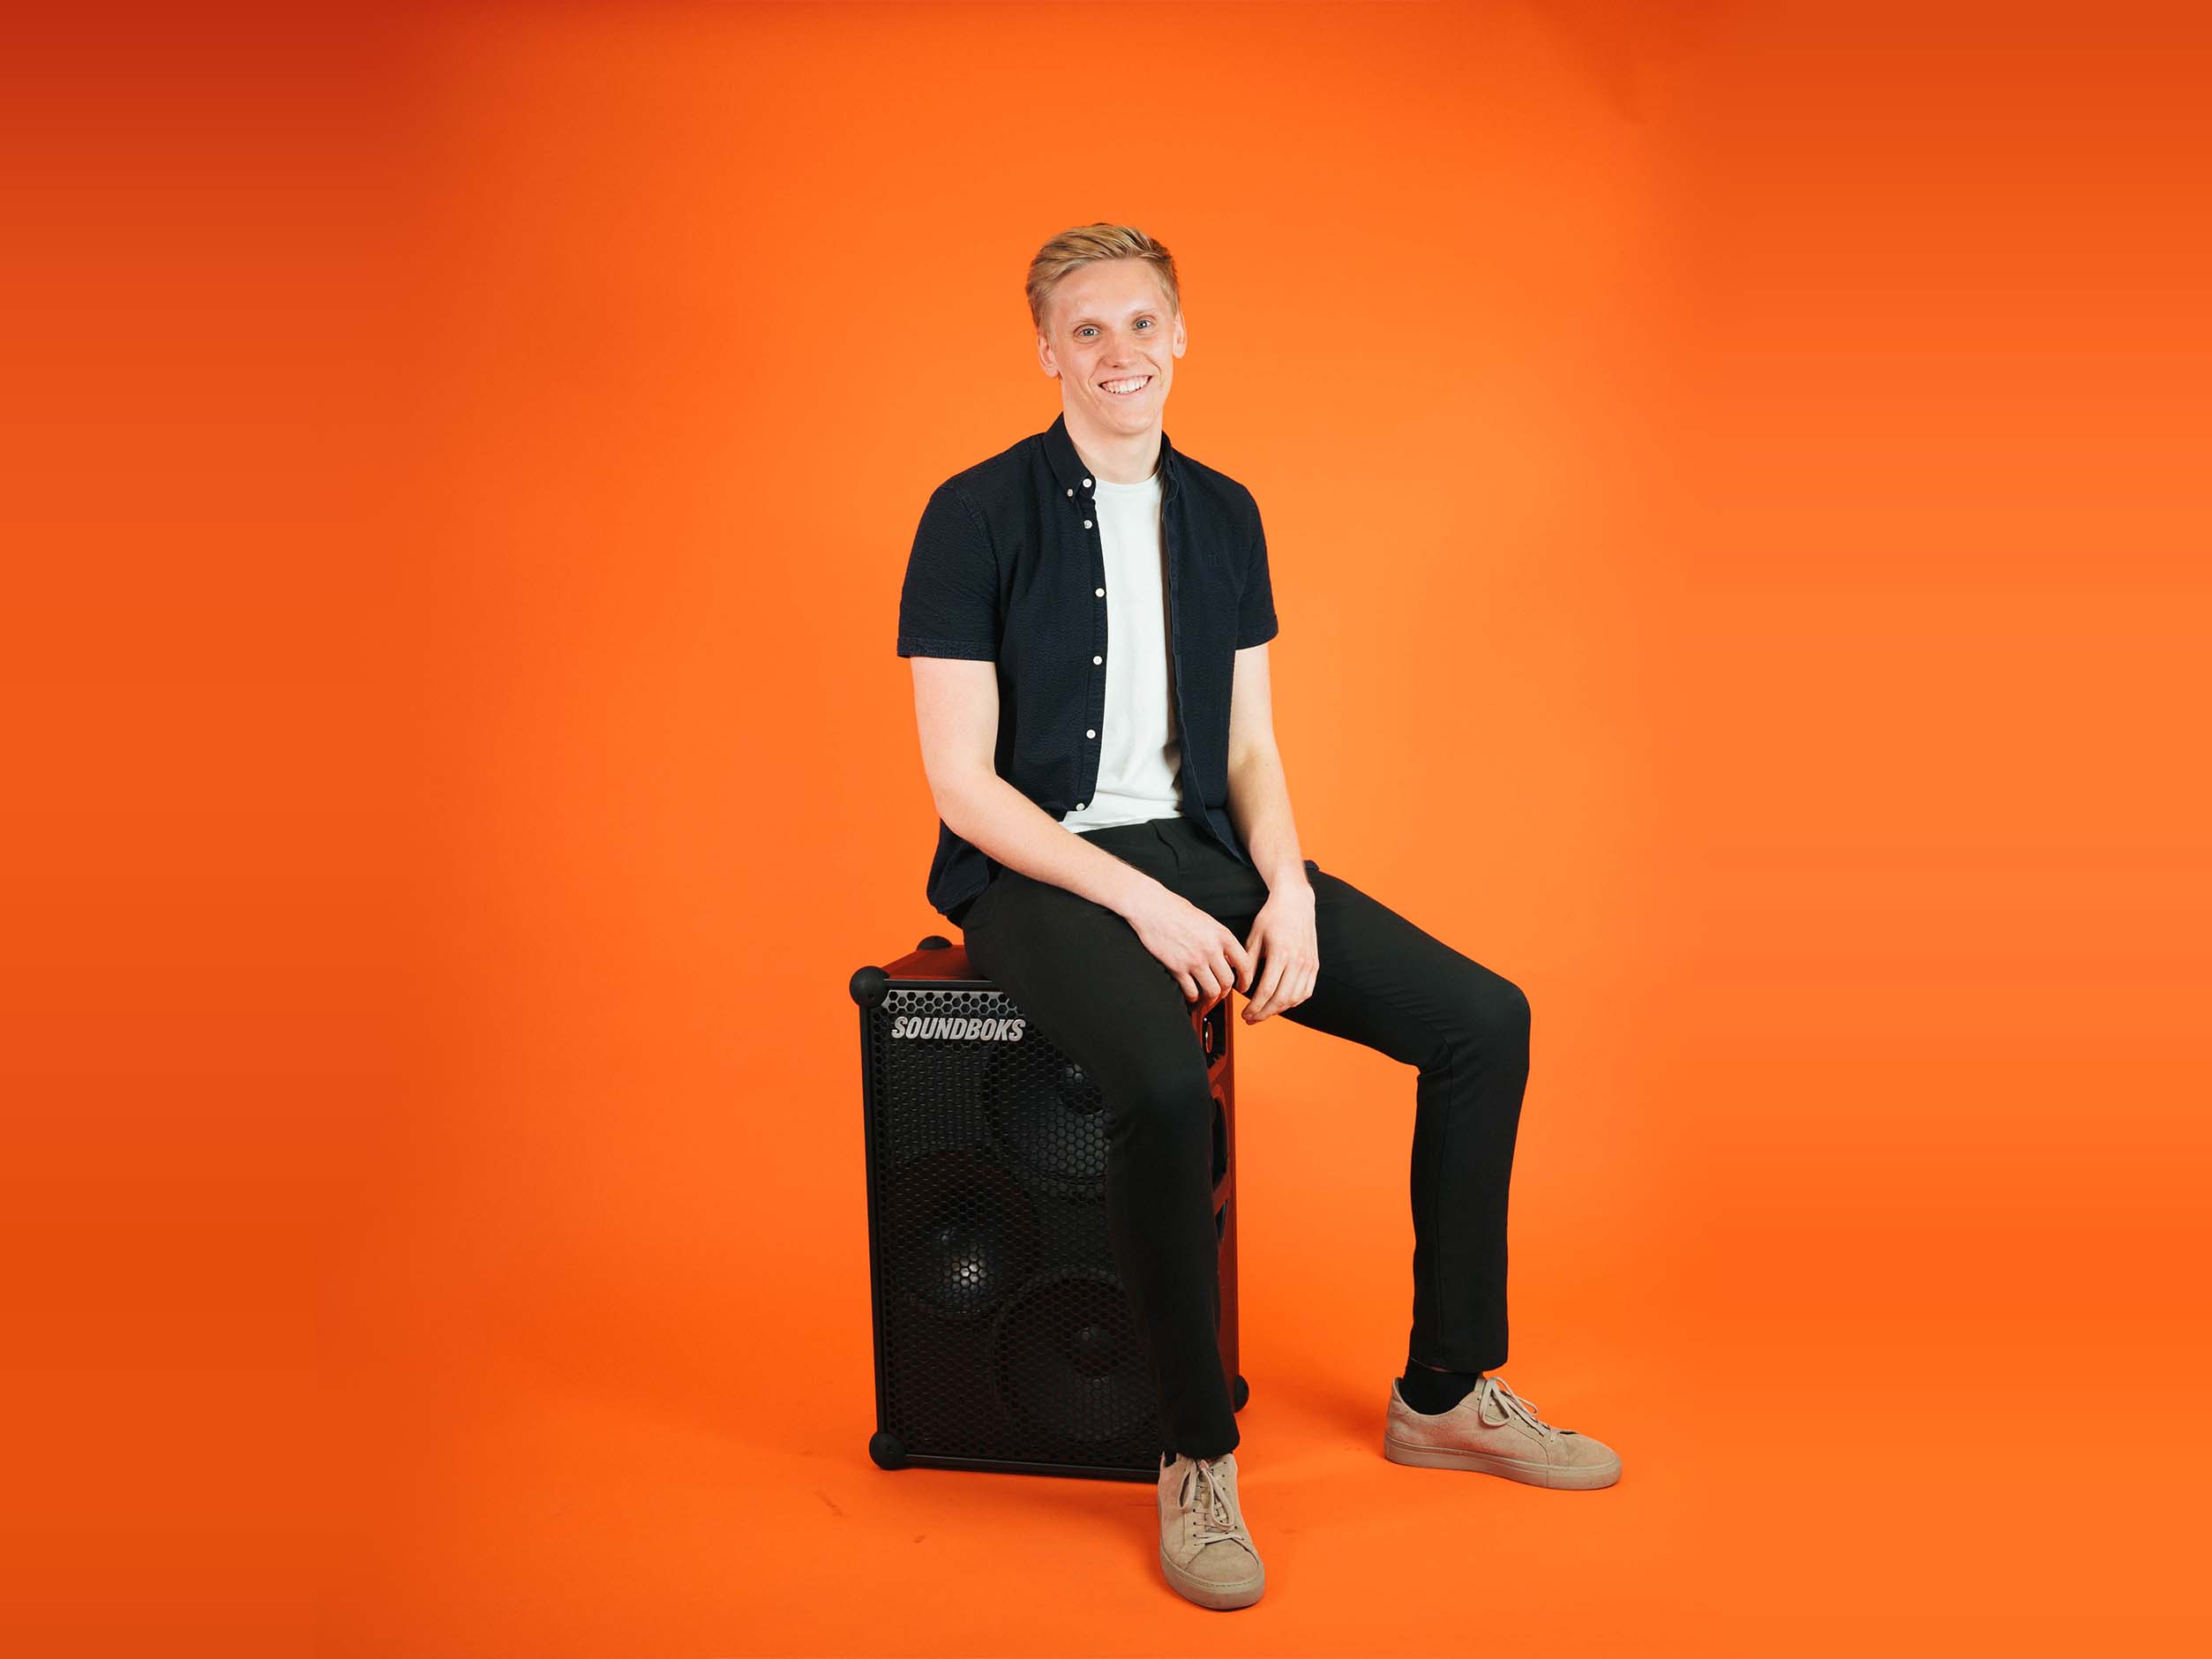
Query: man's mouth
[{"left": 1099, "top": 375, "right": 1151, "bottom": 396}]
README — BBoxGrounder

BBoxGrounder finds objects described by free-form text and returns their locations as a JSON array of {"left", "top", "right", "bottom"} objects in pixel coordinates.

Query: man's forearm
[
  {"left": 937, "top": 772, "right": 1164, "bottom": 918},
  {"left": 1226, "top": 744, "right": 1309, "bottom": 892}
]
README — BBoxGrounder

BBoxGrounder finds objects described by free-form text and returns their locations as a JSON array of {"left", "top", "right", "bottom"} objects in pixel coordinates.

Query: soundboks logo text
[{"left": 891, "top": 1013, "right": 1027, "bottom": 1042}]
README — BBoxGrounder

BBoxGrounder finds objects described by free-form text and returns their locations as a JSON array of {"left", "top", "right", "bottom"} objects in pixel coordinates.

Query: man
[{"left": 896, "top": 222, "right": 1620, "bottom": 1612}]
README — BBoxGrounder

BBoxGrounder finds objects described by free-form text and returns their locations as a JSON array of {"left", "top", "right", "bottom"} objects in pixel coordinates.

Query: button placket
[
  {"left": 1082, "top": 474, "right": 1105, "bottom": 807},
  {"left": 1089, "top": 547, "right": 1104, "bottom": 747}
]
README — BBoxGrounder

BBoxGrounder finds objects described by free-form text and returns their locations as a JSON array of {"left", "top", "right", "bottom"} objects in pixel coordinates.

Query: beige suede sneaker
[
  {"left": 1383, "top": 1374, "right": 1622, "bottom": 1489},
  {"left": 1156, "top": 1450, "right": 1265, "bottom": 1610}
]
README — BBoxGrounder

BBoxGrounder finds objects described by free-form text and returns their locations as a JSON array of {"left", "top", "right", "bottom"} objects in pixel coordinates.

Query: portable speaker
[{"left": 850, "top": 931, "right": 1248, "bottom": 1482}]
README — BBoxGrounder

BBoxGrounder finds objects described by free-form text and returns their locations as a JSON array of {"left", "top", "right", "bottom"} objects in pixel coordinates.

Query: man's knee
[
  {"left": 1491, "top": 974, "right": 1532, "bottom": 1047},
  {"left": 1106, "top": 1055, "right": 1217, "bottom": 1153},
  {"left": 1435, "top": 969, "right": 1531, "bottom": 1071}
]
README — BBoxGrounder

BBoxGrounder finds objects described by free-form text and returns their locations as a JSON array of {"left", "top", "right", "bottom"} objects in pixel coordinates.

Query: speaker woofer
[
  {"left": 990, "top": 1265, "right": 1151, "bottom": 1445},
  {"left": 881, "top": 1146, "right": 1043, "bottom": 1318}
]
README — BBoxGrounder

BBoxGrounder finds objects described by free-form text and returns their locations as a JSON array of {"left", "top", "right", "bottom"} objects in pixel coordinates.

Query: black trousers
[{"left": 956, "top": 814, "right": 1531, "bottom": 1461}]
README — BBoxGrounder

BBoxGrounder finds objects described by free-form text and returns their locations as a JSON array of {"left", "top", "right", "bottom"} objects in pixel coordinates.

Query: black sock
[{"left": 1397, "top": 1353, "right": 1483, "bottom": 1415}]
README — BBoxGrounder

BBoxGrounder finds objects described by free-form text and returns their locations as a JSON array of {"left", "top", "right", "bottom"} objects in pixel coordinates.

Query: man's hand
[
  {"left": 1240, "top": 879, "right": 1317, "bottom": 1022},
  {"left": 1124, "top": 882, "right": 1254, "bottom": 1006}
]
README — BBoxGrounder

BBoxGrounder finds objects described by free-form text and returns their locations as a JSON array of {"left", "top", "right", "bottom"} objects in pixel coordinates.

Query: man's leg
[
  {"left": 1270, "top": 867, "right": 1533, "bottom": 1377},
  {"left": 960, "top": 852, "right": 1241, "bottom": 1462},
  {"left": 1136, "top": 821, "right": 1532, "bottom": 1378}
]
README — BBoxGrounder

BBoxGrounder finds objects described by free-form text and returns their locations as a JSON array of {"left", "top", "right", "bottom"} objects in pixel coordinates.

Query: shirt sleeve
[
  {"left": 1235, "top": 492, "right": 1279, "bottom": 649},
  {"left": 896, "top": 481, "right": 1000, "bottom": 660}
]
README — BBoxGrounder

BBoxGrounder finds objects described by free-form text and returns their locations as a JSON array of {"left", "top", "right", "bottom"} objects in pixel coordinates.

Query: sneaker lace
[
  {"left": 1475, "top": 1376, "right": 1562, "bottom": 1438},
  {"left": 1181, "top": 1458, "right": 1247, "bottom": 1546}
]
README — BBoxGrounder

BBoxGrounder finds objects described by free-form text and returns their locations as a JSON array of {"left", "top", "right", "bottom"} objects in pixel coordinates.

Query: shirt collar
[{"left": 1041, "top": 409, "right": 1177, "bottom": 500}]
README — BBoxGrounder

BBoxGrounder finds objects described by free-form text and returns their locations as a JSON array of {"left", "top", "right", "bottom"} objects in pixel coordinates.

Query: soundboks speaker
[{"left": 850, "top": 931, "right": 1248, "bottom": 1482}]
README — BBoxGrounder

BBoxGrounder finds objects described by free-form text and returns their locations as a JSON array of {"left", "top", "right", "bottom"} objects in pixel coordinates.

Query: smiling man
[{"left": 896, "top": 222, "right": 1620, "bottom": 1611}]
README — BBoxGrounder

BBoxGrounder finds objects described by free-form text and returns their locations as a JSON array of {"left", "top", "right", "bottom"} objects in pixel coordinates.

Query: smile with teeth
[{"left": 1099, "top": 375, "right": 1151, "bottom": 395}]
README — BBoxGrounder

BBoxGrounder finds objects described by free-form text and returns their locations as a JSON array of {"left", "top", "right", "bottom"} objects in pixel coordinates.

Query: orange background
[{"left": 5, "top": 2, "right": 2208, "bottom": 1653}]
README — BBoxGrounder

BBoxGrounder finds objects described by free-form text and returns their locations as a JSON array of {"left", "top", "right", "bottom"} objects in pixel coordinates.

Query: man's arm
[
  {"left": 1223, "top": 642, "right": 1311, "bottom": 894},
  {"left": 909, "top": 657, "right": 1166, "bottom": 917}
]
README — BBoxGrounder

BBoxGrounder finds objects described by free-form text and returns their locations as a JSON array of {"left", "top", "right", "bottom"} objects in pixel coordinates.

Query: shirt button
[
  {"left": 1092, "top": 655, "right": 1103, "bottom": 664},
  {"left": 1083, "top": 520, "right": 1092, "bottom": 529},
  {"left": 1095, "top": 587, "right": 1105, "bottom": 597},
  {"left": 1085, "top": 729, "right": 1096, "bottom": 739},
  {"left": 1083, "top": 477, "right": 1091, "bottom": 486},
  {"left": 1076, "top": 801, "right": 1085, "bottom": 810},
  {"left": 1065, "top": 486, "right": 1073, "bottom": 497}
]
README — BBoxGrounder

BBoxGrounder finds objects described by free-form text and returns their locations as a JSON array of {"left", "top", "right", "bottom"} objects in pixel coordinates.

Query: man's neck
[{"left": 1062, "top": 406, "right": 1163, "bottom": 485}]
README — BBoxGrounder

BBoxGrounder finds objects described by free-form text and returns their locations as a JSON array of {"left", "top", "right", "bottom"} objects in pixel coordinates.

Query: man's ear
[{"left": 1036, "top": 334, "right": 1058, "bottom": 379}]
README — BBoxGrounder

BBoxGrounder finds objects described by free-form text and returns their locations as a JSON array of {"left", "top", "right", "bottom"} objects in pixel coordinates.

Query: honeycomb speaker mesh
[
  {"left": 992, "top": 1265, "right": 1150, "bottom": 1444},
  {"left": 882, "top": 1147, "right": 1041, "bottom": 1317},
  {"left": 854, "top": 948, "right": 1241, "bottom": 1481},
  {"left": 983, "top": 1042, "right": 1108, "bottom": 1190}
]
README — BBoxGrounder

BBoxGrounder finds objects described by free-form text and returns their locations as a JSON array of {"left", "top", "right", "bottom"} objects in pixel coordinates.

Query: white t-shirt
[{"left": 1060, "top": 465, "right": 1184, "bottom": 832}]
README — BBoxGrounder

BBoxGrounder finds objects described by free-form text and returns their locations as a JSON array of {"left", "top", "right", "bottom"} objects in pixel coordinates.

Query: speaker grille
[{"left": 866, "top": 986, "right": 1172, "bottom": 1465}]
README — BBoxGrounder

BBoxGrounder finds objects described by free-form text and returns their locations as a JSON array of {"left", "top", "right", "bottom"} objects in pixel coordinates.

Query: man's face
[{"left": 1037, "top": 259, "right": 1188, "bottom": 435}]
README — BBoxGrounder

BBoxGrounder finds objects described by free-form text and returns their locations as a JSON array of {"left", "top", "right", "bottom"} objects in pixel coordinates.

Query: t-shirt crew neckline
[{"left": 1091, "top": 468, "right": 1161, "bottom": 495}]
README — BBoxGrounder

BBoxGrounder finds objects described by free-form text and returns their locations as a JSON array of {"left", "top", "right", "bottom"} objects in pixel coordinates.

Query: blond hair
[{"left": 1025, "top": 223, "right": 1182, "bottom": 337}]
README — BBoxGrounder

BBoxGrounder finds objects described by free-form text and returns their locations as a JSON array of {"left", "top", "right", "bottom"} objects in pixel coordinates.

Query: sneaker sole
[
  {"left": 1383, "top": 1434, "right": 1622, "bottom": 1489},
  {"left": 1157, "top": 1544, "right": 1265, "bottom": 1610}
]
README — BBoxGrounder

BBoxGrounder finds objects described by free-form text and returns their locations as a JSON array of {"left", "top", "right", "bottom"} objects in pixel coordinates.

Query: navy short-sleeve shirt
[{"left": 897, "top": 410, "right": 1278, "bottom": 922}]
